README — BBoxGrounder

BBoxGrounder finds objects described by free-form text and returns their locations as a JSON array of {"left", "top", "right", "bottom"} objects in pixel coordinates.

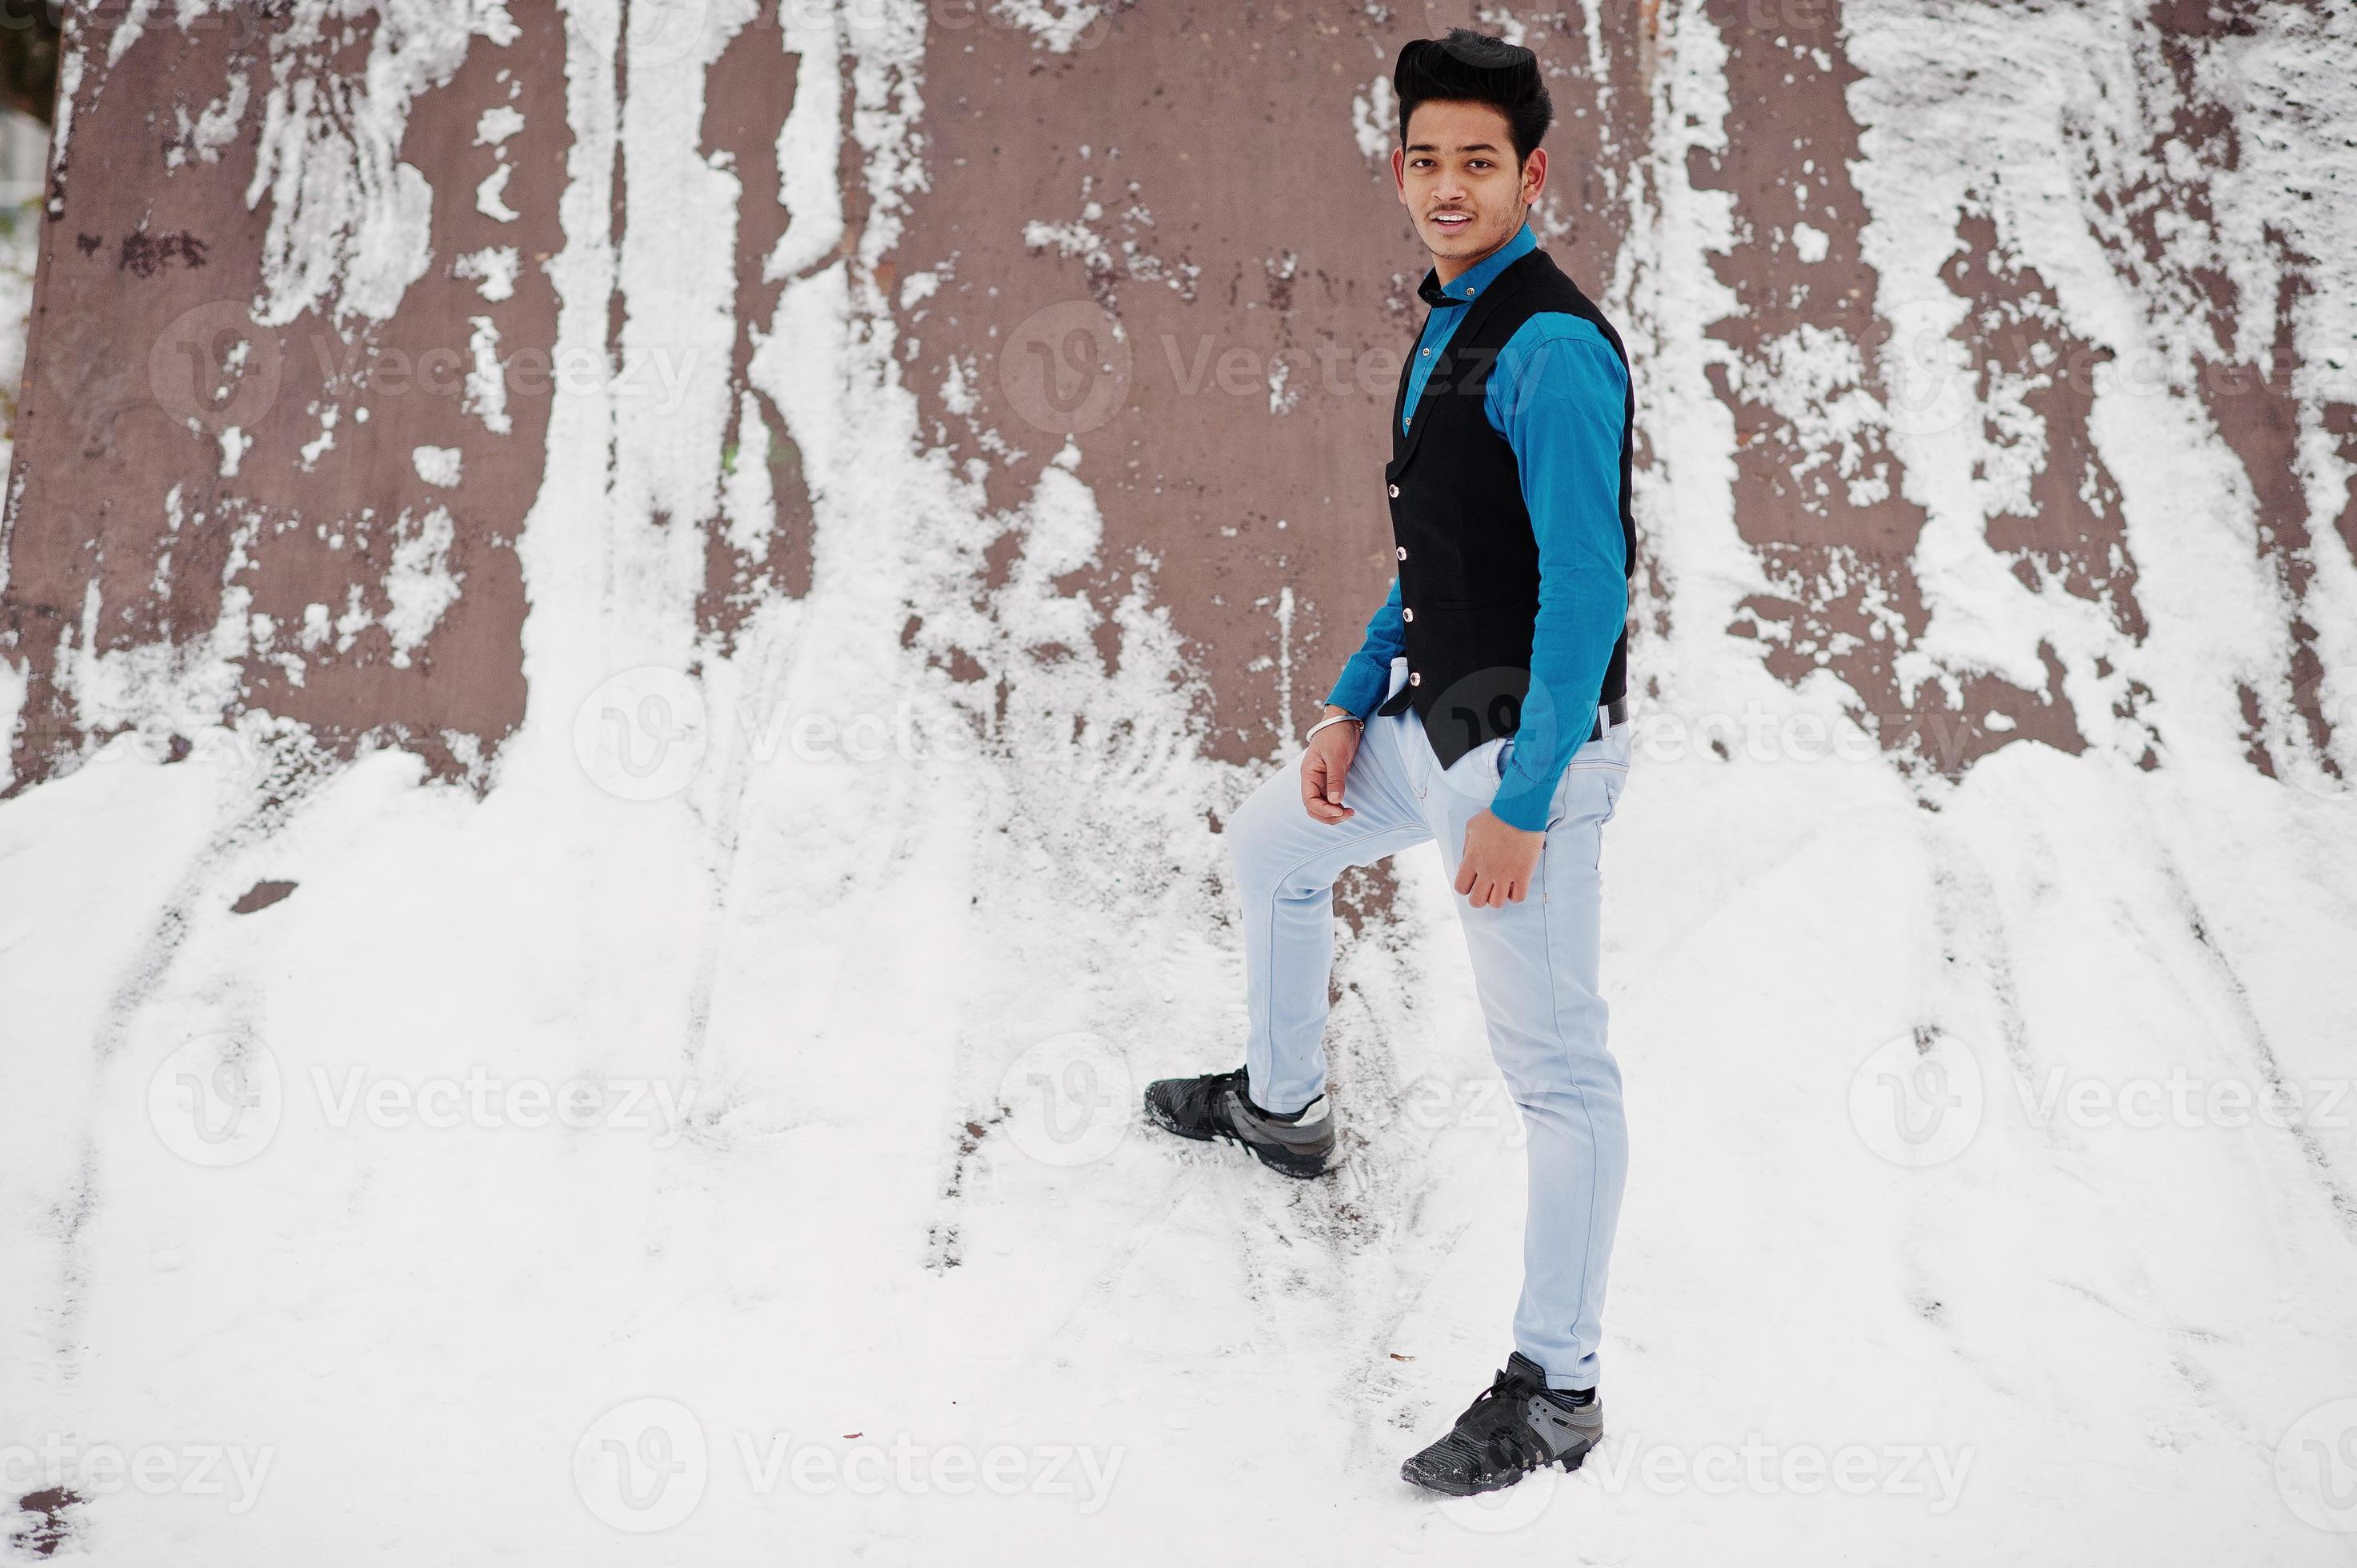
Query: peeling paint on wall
[{"left": 2, "top": 0, "right": 2351, "bottom": 806}]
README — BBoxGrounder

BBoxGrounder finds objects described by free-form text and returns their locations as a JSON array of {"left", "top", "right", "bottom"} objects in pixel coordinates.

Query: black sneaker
[
  {"left": 1399, "top": 1352, "right": 1603, "bottom": 1497},
  {"left": 1142, "top": 1066, "right": 1335, "bottom": 1179}
]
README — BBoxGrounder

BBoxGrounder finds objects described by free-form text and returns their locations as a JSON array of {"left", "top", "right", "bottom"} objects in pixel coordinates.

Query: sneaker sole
[
  {"left": 1232, "top": 1133, "right": 1331, "bottom": 1181},
  {"left": 1142, "top": 1102, "right": 1332, "bottom": 1180},
  {"left": 1399, "top": 1434, "right": 1595, "bottom": 1497}
]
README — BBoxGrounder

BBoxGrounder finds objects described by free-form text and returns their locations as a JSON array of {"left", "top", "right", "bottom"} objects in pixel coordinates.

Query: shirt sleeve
[
  {"left": 1484, "top": 317, "right": 1630, "bottom": 832},
  {"left": 1323, "top": 577, "right": 1405, "bottom": 718}
]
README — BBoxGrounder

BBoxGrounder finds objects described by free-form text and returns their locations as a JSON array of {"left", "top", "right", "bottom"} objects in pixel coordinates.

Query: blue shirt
[{"left": 1324, "top": 221, "right": 1629, "bottom": 833}]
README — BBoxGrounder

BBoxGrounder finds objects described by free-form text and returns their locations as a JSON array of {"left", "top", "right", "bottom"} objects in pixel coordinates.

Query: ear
[
  {"left": 1391, "top": 144, "right": 1407, "bottom": 202},
  {"left": 1520, "top": 146, "right": 1548, "bottom": 206}
]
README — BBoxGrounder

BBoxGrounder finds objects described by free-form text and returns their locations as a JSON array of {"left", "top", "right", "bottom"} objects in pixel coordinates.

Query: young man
[{"left": 1143, "top": 30, "right": 1638, "bottom": 1498}]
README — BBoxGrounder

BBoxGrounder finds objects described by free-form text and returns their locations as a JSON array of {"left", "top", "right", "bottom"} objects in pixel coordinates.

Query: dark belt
[{"left": 1377, "top": 682, "right": 1628, "bottom": 738}]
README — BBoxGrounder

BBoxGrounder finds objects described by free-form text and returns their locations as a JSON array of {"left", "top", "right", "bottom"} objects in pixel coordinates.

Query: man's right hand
[{"left": 1300, "top": 706, "right": 1363, "bottom": 825}]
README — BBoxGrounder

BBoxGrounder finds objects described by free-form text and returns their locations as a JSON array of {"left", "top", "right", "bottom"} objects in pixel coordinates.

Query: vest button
[
  {"left": 1387, "top": 484, "right": 1399, "bottom": 498},
  {"left": 1395, "top": 546, "right": 1407, "bottom": 560},
  {"left": 1401, "top": 608, "right": 1414, "bottom": 623},
  {"left": 1409, "top": 671, "right": 1422, "bottom": 686}
]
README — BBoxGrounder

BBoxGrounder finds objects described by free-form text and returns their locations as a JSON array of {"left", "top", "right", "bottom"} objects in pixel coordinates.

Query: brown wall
[{"left": 4, "top": 0, "right": 2349, "bottom": 794}]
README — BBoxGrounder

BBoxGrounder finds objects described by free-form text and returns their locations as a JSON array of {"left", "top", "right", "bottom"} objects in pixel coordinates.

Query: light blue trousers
[{"left": 1227, "top": 660, "right": 1632, "bottom": 1390}]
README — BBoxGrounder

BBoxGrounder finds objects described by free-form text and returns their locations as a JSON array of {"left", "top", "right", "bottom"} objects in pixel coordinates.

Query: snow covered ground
[
  {"left": 10, "top": 536, "right": 2356, "bottom": 1564},
  {"left": 6, "top": 1, "right": 2357, "bottom": 1562}
]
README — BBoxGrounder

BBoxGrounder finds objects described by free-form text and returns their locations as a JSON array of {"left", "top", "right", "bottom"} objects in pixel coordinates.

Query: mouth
[{"left": 1428, "top": 211, "right": 1475, "bottom": 235}]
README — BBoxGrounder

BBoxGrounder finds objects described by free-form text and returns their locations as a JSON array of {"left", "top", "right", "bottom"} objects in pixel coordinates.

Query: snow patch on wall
[
  {"left": 454, "top": 243, "right": 520, "bottom": 299},
  {"left": 475, "top": 162, "right": 520, "bottom": 222},
  {"left": 1020, "top": 164, "right": 1198, "bottom": 302},
  {"left": 52, "top": 494, "right": 260, "bottom": 745},
  {"left": 412, "top": 444, "right": 463, "bottom": 486},
  {"left": 0, "top": 182, "right": 42, "bottom": 489},
  {"left": 762, "top": 5, "right": 845, "bottom": 281},
  {"left": 462, "top": 316, "right": 510, "bottom": 434},
  {"left": 1351, "top": 75, "right": 1396, "bottom": 163},
  {"left": 1841, "top": 0, "right": 2357, "bottom": 781},
  {"left": 238, "top": 0, "right": 522, "bottom": 326},
  {"left": 0, "top": 642, "right": 22, "bottom": 759},
  {"left": 988, "top": 1, "right": 1102, "bottom": 55},
  {"left": 474, "top": 104, "right": 525, "bottom": 146},
  {"left": 382, "top": 506, "right": 462, "bottom": 667},
  {"left": 166, "top": 74, "right": 250, "bottom": 170},
  {"left": 44, "top": 48, "right": 79, "bottom": 218}
]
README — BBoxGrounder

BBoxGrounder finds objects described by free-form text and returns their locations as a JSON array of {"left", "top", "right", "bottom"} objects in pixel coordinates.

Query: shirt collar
[{"left": 1415, "top": 221, "right": 1537, "bottom": 307}]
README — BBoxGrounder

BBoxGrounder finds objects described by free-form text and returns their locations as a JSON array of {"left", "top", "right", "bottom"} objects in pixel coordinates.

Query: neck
[{"left": 1431, "top": 215, "right": 1524, "bottom": 286}]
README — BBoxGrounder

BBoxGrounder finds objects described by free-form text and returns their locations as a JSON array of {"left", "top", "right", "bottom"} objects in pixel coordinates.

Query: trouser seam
[
  {"left": 1535, "top": 815, "right": 1603, "bottom": 1387},
  {"left": 1247, "top": 818, "right": 1423, "bottom": 1112}
]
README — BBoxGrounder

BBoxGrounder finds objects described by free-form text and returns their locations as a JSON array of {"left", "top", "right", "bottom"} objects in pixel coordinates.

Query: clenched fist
[
  {"left": 1299, "top": 706, "right": 1363, "bottom": 825},
  {"left": 1455, "top": 810, "right": 1543, "bottom": 907}
]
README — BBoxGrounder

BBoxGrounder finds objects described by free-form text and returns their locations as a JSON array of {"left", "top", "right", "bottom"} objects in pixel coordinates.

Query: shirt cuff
[
  {"left": 1488, "top": 690, "right": 1588, "bottom": 830},
  {"left": 1323, "top": 660, "right": 1387, "bottom": 719},
  {"left": 1489, "top": 770, "right": 1557, "bottom": 833}
]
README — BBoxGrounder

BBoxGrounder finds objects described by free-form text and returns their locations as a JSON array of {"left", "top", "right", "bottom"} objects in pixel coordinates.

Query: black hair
[{"left": 1394, "top": 28, "right": 1554, "bottom": 166}]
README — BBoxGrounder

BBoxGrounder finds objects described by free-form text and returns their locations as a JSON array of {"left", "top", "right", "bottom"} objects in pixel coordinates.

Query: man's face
[{"left": 1392, "top": 98, "right": 1547, "bottom": 270}]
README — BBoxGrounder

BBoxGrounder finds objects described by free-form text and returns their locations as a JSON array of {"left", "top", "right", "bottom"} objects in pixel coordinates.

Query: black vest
[{"left": 1373, "top": 246, "right": 1635, "bottom": 767}]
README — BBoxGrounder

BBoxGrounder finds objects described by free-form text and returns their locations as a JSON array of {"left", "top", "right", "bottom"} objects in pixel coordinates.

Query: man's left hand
[{"left": 1455, "top": 810, "right": 1543, "bottom": 908}]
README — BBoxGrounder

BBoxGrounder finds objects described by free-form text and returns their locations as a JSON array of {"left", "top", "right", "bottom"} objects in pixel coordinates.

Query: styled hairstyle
[{"left": 1393, "top": 28, "right": 1554, "bottom": 166}]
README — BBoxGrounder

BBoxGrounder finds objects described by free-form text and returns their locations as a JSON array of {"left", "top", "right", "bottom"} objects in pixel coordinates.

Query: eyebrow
[{"left": 1405, "top": 142, "right": 1503, "bottom": 154}]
